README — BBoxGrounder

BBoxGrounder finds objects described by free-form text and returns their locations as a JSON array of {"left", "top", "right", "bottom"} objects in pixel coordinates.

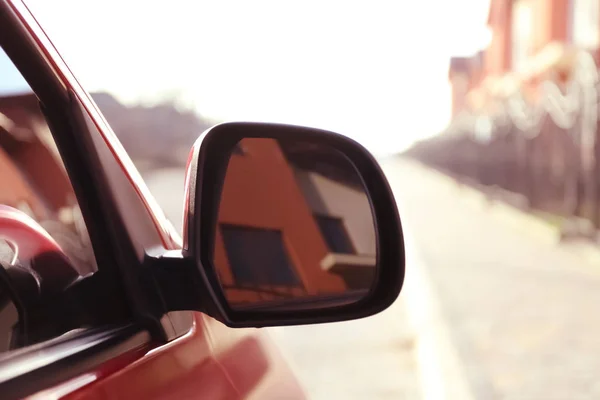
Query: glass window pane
[
  {"left": 315, "top": 215, "right": 355, "bottom": 254},
  {"left": 220, "top": 225, "right": 300, "bottom": 286},
  {"left": 0, "top": 46, "right": 98, "bottom": 355}
]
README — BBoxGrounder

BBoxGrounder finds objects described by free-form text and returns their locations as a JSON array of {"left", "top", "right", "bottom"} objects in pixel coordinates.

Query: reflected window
[
  {"left": 511, "top": 0, "right": 532, "bottom": 71},
  {"left": 315, "top": 215, "right": 355, "bottom": 254},
  {"left": 220, "top": 225, "right": 300, "bottom": 286}
]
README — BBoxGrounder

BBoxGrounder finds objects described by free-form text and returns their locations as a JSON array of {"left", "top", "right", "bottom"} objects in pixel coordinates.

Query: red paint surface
[
  {"left": 37, "top": 314, "right": 305, "bottom": 400},
  {"left": 0, "top": 204, "right": 63, "bottom": 259}
]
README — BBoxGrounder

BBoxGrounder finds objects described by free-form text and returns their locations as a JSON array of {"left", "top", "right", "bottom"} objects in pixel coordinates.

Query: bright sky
[{"left": 18, "top": 0, "right": 491, "bottom": 155}]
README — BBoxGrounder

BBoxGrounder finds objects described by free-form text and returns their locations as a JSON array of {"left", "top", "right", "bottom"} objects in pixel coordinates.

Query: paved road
[{"left": 385, "top": 158, "right": 600, "bottom": 400}]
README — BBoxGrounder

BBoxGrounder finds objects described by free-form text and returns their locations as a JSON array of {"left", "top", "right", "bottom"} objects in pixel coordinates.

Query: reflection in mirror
[{"left": 213, "top": 138, "right": 377, "bottom": 312}]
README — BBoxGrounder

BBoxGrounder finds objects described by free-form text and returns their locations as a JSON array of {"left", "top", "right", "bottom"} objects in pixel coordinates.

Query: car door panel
[{"left": 30, "top": 314, "right": 305, "bottom": 399}]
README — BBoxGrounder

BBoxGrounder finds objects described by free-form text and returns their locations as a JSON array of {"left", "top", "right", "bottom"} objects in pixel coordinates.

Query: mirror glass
[{"left": 213, "top": 137, "right": 377, "bottom": 312}]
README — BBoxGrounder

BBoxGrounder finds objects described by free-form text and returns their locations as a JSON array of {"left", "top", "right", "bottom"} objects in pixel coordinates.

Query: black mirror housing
[{"left": 152, "top": 122, "right": 405, "bottom": 328}]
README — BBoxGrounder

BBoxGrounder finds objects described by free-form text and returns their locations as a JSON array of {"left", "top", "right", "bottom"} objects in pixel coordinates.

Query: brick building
[{"left": 450, "top": 0, "right": 600, "bottom": 115}]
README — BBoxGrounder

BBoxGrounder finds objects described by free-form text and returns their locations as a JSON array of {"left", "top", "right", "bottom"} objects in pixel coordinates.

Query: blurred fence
[{"left": 410, "top": 51, "right": 600, "bottom": 230}]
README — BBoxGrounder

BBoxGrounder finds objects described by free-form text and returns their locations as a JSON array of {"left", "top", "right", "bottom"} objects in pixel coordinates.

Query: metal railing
[{"left": 412, "top": 51, "right": 600, "bottom": 229}]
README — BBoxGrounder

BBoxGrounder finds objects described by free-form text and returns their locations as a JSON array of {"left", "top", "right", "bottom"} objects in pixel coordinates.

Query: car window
[{"left": 0, "top": 46, "right": 97, "bottom": 354}]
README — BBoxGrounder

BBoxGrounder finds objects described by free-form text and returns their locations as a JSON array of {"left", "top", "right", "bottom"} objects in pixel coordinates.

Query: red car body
[{"left": 1, "top": 0, "right": 306, "bottom": 398}]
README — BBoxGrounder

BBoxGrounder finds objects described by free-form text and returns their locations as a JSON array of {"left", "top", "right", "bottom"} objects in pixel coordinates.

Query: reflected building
[
  {"left": 0, "top": 93, "right": 95, "bottom": 274},
  {"left": 214, "top": 138, "right": 376, "bottom": 306}
]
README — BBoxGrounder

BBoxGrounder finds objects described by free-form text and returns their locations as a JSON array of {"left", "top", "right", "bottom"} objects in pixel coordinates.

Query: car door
[{"left": 0, "top": 0, "right": 305, "bottom": 399}]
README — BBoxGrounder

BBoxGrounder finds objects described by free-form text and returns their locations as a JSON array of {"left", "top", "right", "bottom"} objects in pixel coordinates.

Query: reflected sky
[{"left": 0, "top": 48, "right": 31, "bottom": 96}]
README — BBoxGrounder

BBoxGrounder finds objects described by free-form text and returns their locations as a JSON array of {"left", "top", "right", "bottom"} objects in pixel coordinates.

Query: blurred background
[{"left": 5, "top": 0, "right": 600, "bottom": 398}]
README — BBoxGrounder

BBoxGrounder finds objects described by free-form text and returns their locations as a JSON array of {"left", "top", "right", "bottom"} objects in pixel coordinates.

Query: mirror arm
[{"left": 142, "top": 251, "right": 209, "bottom": 315}]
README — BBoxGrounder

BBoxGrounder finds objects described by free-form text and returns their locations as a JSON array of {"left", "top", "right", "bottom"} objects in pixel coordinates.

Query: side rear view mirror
[{"left": 147, "top": 122, "right": 405, "bottom": 328}]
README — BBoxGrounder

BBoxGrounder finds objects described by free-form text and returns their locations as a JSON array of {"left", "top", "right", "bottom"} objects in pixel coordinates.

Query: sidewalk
[
  {"left": 409, "top": 160, "right": 600, "bottom": 269},
  {"left": 385, "top": 157, "right": 600, "bottom": 400}
]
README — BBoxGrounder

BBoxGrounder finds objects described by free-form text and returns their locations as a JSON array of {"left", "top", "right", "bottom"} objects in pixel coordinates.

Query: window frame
[
  {"left": 0, "top": 2, "right": 164, "bottom": 397},
  {"left": 510, "top": 0, "right": 533, "bottom": 71}
]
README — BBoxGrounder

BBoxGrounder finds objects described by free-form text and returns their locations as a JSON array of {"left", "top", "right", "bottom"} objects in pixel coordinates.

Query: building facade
[{"left": 450, "top": 0, "right": 600, "bottom": 116}]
